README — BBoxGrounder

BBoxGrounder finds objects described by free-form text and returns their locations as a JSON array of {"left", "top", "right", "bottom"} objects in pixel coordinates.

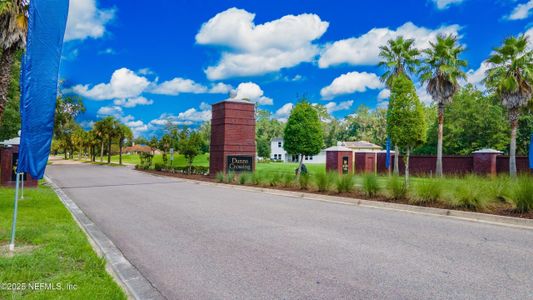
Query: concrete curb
[
  {"left": 142, "top": 171, "right": 533, "bottom": 231},
  {"left": 44, "top": 176, "right": 165, "bottom": 300}
]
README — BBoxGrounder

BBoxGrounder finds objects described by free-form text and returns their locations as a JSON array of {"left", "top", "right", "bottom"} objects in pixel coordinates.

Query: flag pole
[
  {"left": 20, "top": 172, "right": 24, "bottom": 200},
  {"left": 9, "top": 173, "right": 21, "bottom": 251}
]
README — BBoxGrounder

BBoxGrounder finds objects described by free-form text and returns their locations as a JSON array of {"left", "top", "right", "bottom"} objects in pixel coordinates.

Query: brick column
[
  {"left": 209, "top": 100, "right": 256, "bottom": 176},
  {"left": 326, "top": 146, "right": 353, "bottom": 175},
  {"left": 472, "top": 149, "right": 502, "bottom": 177}
]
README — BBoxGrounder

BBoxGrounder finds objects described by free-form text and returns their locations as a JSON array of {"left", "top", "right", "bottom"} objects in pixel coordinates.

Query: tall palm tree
[
  {"left": 485, "top": 35, "right": 533, "bottom": 177},
  {"left": 94, "top": 117, "right": 115, "bottom": 162},
  {"left": 378, "top": 36, "right": 420, "bottom": 175},
  {"left": 0, "top": 0, "right": 27, "bottom": 120},
  {"left": 419, "top": 34, "right": 467, "bottom": 177}
]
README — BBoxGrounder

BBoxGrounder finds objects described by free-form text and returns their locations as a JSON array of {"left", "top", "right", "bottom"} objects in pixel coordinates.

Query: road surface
[{"left": 46, "top": 162, "right": 533, "bottom": 299}]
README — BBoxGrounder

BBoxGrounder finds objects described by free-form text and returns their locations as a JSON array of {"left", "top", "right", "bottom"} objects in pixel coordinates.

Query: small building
[
  {"left": 338, "top": 141, "right": 382, "bottom": 152},
  {"left": 270, "top": 138, "right": 326, "bottom": 164},
  {"left": 0, "top": 135, "right": 38, "bottom": 187}
]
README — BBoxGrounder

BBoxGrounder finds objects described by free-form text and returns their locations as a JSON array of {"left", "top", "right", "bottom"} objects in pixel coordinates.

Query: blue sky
[{"left": 60, "top": 0, "right": 533, "bottom": 137}]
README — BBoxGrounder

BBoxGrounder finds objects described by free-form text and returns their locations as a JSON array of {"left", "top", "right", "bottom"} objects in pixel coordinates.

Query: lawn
[
  {"left": 0, "top": 184, "right": 126, "bottom": 299},
  {"left": 110, "top": 153, "right": 209, "bottom": 167}
]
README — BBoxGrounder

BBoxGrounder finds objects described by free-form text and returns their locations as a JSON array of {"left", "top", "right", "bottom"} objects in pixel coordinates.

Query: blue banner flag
[
  {"left": 17, "top": 0, "right": 69, "bottom": 179},
  {"left": 385, "top": 137, "right": 391, "bottom": 169},
  {"left": 529, "top": 134, "right": 533, "bottom": 170}
]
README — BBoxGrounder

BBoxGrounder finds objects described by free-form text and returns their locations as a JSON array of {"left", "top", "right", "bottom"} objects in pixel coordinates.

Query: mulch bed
[{"left": 138, "top": 169, "right": 533, "bottom": 220}]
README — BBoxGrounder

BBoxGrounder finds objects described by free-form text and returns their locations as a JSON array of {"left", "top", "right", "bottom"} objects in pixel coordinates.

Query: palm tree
[
  {"left": 485, "top": 35, "right": 533, "bottom": 177},
  {"left": 0, "top": 0, "right": 27, "bottom": 120},
  {"left": 419, "top": 34, "right": 467, "bottom": 177},
  {"left": 94, "top": 117, "right": 115, "bottom": 163},
  {"left": 117, "top": 124, "right": 132, "bottom": 165},
  {"left": 378, "top": 36, "right": 420, "bottom": 175}
]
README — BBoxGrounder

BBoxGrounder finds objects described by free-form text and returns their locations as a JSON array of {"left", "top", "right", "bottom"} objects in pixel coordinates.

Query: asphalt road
[{"left": 46, "top": 163, "right": 533, "bottom": 300}]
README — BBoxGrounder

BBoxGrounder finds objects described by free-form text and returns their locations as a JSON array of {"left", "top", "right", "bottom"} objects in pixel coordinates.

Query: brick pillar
[
  {"left": 209, "top": 100, "right": 256, "bottom": 176},
  {"left": 473, "top": 149, "right": 502, "bottom": 177},
  {"left": 326, "top": 146, "right": 353, "bottom": 175},
  {"left": 0, "top": 145, "right": 38, "bottom": 187}
]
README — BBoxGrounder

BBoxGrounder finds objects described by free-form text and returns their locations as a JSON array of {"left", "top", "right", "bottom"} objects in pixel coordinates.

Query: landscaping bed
[
  {"left": 0, "top": 184, "right": 126, "bottom": 299},
  {"left": 139, "top": 168, "right": 533, "bottom": 220}
]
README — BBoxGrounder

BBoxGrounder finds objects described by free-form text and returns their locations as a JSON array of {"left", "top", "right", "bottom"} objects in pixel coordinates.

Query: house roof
[
  {"left": 325, "top": 146, "right": 353, "bottom": 152},
  {"left": 340, "top": 141, "right": 382, "bottom": 150},
  {"left": 0, "top": 137, "right": 20, "bottom": 146}
]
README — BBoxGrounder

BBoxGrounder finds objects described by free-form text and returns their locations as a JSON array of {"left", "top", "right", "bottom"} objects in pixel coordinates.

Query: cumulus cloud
[
  {"left": 507, "top": 0, "right": 533, "bottom": 20},
  {"left": 72, "top": 68, "right": 150, "bottom": 100},
  {"left": 324, "top": 100, "right": 354, "bottom": 113},
  {"left": 196, "top": 8, "right": 329, "bottom": 80},
  {"left": 96, "top": 106, "right": 148, "bottom": 136},
  {"left": 113, "top": 96, "right": 154, "bottom": 108},
  {"left": 431, "top": 0, "right": 464, "bottom": 10},
  {"left": 272, "top": 103, "right": 294, "bottom": 122},
  {"left": 97, "top": 105, "right": 123, "bottom": 118},
  {"left": 65, "top": 0, "right": 115, "bottom": 41},
  {"left": 464, "top": 61, "right": 490, "bottom": 89},
  {"left": 416, "top": 85, "right": 434, "bottom": 106},
  {"left": 320, "top": 72, "right": 383, "bottom": 100},
  {"left": 150, "top": 78, "right": 209, "bottom": 95},
  {"left": 318, "top": 22, "right": 461, "bottom": 68},
  {"left": 377, "top": 89, "right": 391, "bottom": 100},
  {"left": 149, "top": 102, "right": 212, "bottom": 127},
  {"left": 230, "top": 82, "right": 273, "bottom": 105}
]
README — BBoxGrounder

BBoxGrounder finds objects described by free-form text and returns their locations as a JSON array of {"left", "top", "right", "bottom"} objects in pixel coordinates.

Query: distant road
[{"left": 46, "top": 162, "right": 533, "bottom": 299}]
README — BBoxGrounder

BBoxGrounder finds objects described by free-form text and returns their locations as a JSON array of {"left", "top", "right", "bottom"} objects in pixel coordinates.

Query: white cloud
[
  {"left": 196, "top": 8, "right": 329, "bottom": 80},
  {"left": 72, "top": 68, "right": 150, "bottom": 100},
  {"left": 507, "top": 0, "right": 533, "bottom": 20},
  {"left": 209, "top": 82, "right": 233, "bottom": 94},
  {"left": 150, "top": 78, "right": 208, "bottom": 95},
  {"left": 465, "top": 61, "right": 490, "bottom": 89},
  {"left": 272, "top": 103, "right": 294, "bottom": 122},
  {"left": 320, "top": 71, "right": 383, "bottom": 100},
  {"left": 318, "top": 22, "right": 461, "bottom": 68},
  {"left": 96, "top": 106, "right": 148, "bottom": 136},
  {"left": 230, "top": 82, "right": 273, "bottom": 105},
  {"left": 97, "top": 105, "right": 123, "bottom": 118},
  {"left": 432, "top": 0, "right": 464, "bottom": 10},
  {"left": 378, "top": 89, "right": 391, "bottom": 100},
  {"left": 98, "top": 48, "right": 116, "bottom": 55},
  {"left": 416, "top": 85, "right": 434, "bottom": 106},
  {"left": 65, "top": 0, "right": 115, "bottom": 41},
  {"left": 324, "top": 100, "right": 354, "bottom": 113},
  {"left": 137, "top": 68, "right": 155, "bottom": 76},
  {"left": 149, "top": 102, "right": 212, "bottom": 127},
  {"left": 113, "top": 96, "right": 154, "bottom": 108}
]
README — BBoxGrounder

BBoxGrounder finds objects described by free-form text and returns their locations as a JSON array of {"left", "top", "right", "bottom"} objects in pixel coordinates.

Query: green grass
[
  {"left": 110, "top": 153, "right": 210, "bottom": 167},
  {"left": 0, "top": 185, "right": 126, "bottom": 299}
]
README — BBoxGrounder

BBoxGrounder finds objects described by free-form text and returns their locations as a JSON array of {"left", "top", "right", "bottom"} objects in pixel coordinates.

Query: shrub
[
  {"left": 282, "top": 173, "right": 295, "bottom": 188},
  {"left": 298, "top": 174, "right": 310, "bottom": 190},
  {"left": 488, "top": 175, "right": 512, "bottom": 203},
  {"left": 387, "top": 176, "right": 407, "bottom": 200},
  {"left": 251, "top": 172, "right": 262, "bottom": 185},
  {"left": 362, "top": 174, "right": 380, "bottom": 197},
  {"left": 336, "top": 174, "right": 354, "bottom": 193},
  {"left": 239, "top": 172, "right": 251, "bottom": 185},
  {"left": 315, "top": 172, "right": 336, "bottom": 192},
  {"left": 413, "top": 179, "right": 443, "bottom": 204},
  {"left": 226, "top": 171, "right": 236, "bottom": 183},
  {"left": 512, "top": 176, "right": 533, "bottom": 213},
  {"left": 215, "top": 172, "right": 225, "bottom": 183},
  {"left": 154, "top": 163, "right": 163, "bottom": 171},
  {"left": 138, "top": 152, "right": 153, "bottom": 170},
  {"left": 454, "top": 176, "right": 489, "bottom": 211},
  {"left": 269, "top": 173, "right": 281, "bottom": 187}
]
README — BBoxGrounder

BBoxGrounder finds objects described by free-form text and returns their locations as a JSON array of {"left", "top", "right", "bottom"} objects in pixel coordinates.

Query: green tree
[
  {"left": 117, "top": 124, "right": 132, "bottom": 165},
  {"left": 93, "top": 116, "right": 116, "bottom": 163},
  {"left": 71, "top": 127, "right": 88, "bottom": 160},
  {"left": 419, "top": 34, "right": 467, "bottom": 177},
  {"left": 345, "top": 105, "right": 387, "bottom": 146},
  {"left": 148, "top": 136, "right": 158, "bottom": 155},
  {"left": 387, "top": 74, "right": 427, "bottom": 186},
  {"left": 378, "top": 36, "right": 420, "bottom": 175},
  {"left": 0, "top": 0, "right": 27, "bottom": 120},
  {"left": 178, "top": 127, "right": 204, "bottom": 174},
  {"left": 485, "top": 35, "right": 533, "bottom": 177},
  {"left": 283, "top": 100, "right": 323, "bottom": 175},
  {"left": 0, "top": 49, "right": 20, "bottom": 140},
  {"left": 256, "top": 137, "right": 271, "bottom": 158},
  {"left": 198, "top": 121, "right": 211, "bottom": 153},
  {"left": 256, "top": 109, "right": 284, "bottom": 158},
  {"left": 54, "top": 94, "right": 86, "bottom": 159},
  {"left": 159, "top": 133, "right": 172, "bottom": 165}
]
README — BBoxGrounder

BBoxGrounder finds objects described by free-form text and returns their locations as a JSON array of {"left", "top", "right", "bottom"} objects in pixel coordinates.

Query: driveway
[{"left": 46, "top": 163, "right": 533, "bottom": 299}]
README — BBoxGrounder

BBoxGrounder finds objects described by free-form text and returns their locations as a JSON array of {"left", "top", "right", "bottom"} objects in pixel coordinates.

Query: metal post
[
  {"left": 9, "top": 173, "right": 21, "bottom": 251},
  {"left": 20, "top": 172, "right": 24, "bottom": 200}
]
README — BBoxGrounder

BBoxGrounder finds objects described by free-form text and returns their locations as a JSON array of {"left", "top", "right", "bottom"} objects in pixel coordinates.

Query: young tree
[
  {"left": 178, "top": 127, "right": 204, "bottom": 174},
  {"left": 93, "top": 116, "right": 116, "bottom": 163},
  {"left": 0, "top": 0, "right": 27, "bottom": 120},
  {"left": 54, "top": 94, "right": 86, "bottom": 159},
  {"left": 71, "top": 127, "right": 88, "bottom": 160},
  {"left": 378, "top": 36, "right": 420, "bottom": 175},
  {"left": 419, "top": 34, "right": 467, "bottom": 177},
  {"left": 485, "top": 35, "right": 533, "bottom": 177},
  {"left": 283, "top": 100, "right": 323, "bottom": 176},
  {"left": 148, "top": 136, "right": 159, "bottom": 155},
  {"left": 387, "top": 74, "right": 427, "bottom": 186},
  {"left": 117, "top": 124, "right": 132, "bottom": 165},
  {"left": 256, "top": 109, "right": 284, "bottom": 158}
]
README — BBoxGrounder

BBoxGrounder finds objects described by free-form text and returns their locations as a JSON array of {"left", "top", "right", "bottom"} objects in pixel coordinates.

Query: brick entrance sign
[{"left": 209, "top": 100, "right": 256, "bottom": 176}]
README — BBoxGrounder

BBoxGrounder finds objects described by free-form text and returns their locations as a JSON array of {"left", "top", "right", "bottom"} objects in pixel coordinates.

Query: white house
[{"left": 270, "top": 138, "right": 326, "bottom": 164}]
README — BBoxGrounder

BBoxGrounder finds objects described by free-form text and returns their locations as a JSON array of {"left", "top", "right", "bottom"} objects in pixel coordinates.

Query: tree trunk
[
  {"left": 78, "top": 147, "right": 82, "bottom": 160},
  {"left": 510, "top": 113, "right": 518, "bottom": 177},
  {"left": 436, "top": 104, "right": 444, "bottom": 177},
  {"left": 297, "top": 154, "right": 304, "bottom": 177},
  {"left": 393, "top": 145, "right": 399, "bottom": 176},
  {"left": 0, "top": 46, "right": 16, "bottom": 122},
  {"left": 107, "top": 137, "right": 112, "bottom": 164},
  {"left": 119, "top": 140, "right": 123, "bottom": 165},
  {"left": 100, "top": 141, "right": 104, "bottom": 162},
  {"left": 404, "top": 147, "right": 410, "bottom": 188},
  {"left": 64, "top": 148, "right": 67, "bottom": 160}
]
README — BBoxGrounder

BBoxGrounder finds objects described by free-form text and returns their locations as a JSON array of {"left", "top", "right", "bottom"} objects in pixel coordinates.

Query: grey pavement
[{"left": 46, "top": 163, "right": 533, "bottom": 300}]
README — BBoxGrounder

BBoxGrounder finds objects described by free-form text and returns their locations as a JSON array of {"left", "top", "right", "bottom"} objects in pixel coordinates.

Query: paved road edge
[
  {"left": 44, "top": 176, "right": 166, "bottom": 300},
  {"left": 143, "top": 171, "right": 533, "bottom": 231}
]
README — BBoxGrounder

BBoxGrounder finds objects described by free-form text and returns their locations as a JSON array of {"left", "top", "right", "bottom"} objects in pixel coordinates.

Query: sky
[{"left": 60, "top": 0, "right": 533, "bottom": 137}]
